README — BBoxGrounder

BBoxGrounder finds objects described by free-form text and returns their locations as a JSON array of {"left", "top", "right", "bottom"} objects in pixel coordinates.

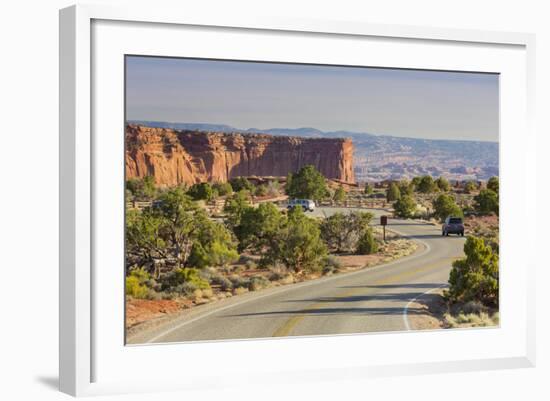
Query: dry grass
[{"left": 444, "top": 311, "right": 499, "bottom": 328}]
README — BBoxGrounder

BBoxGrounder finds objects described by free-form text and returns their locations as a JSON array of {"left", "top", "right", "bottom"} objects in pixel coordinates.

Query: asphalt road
[{"left": 128, "top": 208, "right": 466, "bottom": 344}]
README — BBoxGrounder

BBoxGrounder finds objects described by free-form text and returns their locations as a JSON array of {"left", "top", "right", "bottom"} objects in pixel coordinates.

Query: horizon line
[{"left": 126, "top": 119, "right": 499, "bottom": 144}]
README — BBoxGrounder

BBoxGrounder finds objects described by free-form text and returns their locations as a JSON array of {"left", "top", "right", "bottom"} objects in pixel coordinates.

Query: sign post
[{"left": 380, "top": 215, "right": 388, "bottom": 241}]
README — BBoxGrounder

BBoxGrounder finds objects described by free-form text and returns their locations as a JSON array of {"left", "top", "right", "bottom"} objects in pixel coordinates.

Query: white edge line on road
[
  {"left": 142, "top": 222, "right": 432, "bottom": 344},
  {"left": 403, "top": 284, "right": 448, "bottom": 331}
]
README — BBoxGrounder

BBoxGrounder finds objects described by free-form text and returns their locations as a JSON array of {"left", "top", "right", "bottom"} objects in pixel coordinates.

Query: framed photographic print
[{"left": 59, "top": 4, "right": 536, "bottom": 397}]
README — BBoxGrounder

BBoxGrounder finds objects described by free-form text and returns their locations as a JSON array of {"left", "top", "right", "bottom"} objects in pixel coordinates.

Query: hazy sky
[{"left": 126, "top": 56, "right": 499, "bottom": 142}]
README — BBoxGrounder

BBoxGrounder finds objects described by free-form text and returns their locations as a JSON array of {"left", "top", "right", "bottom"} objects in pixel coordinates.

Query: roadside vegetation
[
  {"left": 378, "top": 174, "right": 500, "bottom": 329},
  {"left": 125, "top": 165, "right": 418, "bottom": 328},
  {"left": 126, "top": 169, "right": 500, "bottom": 330}
]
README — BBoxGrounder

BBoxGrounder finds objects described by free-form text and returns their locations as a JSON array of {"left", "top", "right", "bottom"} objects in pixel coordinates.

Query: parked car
[
  {"left": 287, "top": 199, "right": 316, "bottom": 212},
  {"left": 442, "top": 216, "right": 465, "bottom": 236}
]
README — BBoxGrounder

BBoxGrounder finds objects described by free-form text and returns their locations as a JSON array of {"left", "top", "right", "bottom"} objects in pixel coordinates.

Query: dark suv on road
[{"left": 442, "top": 216, "right": 465, "bottom": 236}]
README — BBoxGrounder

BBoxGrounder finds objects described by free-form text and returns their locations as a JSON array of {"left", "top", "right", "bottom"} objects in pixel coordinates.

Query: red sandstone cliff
[{"left": 125, "top": 125, "right": 355, "bottom": 186}]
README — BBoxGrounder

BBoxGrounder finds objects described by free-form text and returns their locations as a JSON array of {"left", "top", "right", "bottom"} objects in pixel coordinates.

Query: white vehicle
[{"left": 287, "top": 198, "right": 316, "bottom": 212}]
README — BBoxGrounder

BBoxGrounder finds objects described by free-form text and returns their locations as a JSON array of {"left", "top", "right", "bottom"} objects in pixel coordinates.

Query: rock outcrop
[{"left": 125, "top": 124, "right": 355, "bottom": 186}]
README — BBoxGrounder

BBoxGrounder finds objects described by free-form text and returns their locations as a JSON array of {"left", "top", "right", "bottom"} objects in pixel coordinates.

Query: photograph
[{"left": 124, "top": 55, "right": 500, "bottom": 344}]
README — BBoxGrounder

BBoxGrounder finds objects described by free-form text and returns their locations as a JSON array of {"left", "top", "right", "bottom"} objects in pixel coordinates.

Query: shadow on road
[
  {"left": 338, "top": 283, "right": 443, "bottom": 290},
  {"left": 282, "top": 291, "right": 430, "bottom": 304},
  {"left": 224, "top": 305, "right": 429, "bottom": 318}
]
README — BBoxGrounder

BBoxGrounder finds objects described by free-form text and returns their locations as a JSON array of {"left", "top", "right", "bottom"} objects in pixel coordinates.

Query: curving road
[{"left": 127, "top": 208, "right": 466, "bottom": 345}]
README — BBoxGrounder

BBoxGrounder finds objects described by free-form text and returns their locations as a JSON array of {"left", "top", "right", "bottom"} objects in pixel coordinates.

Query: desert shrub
[
  {"left": 356, "top": 228, "right": 378, "bottom": 255},
  {"left": 444, "top": 312, "right": 497, "bottom": 328},
  {"left": 125, "top": 276, "right": 149, "bottom": 298},
  {"left": 254, "top": 184, "right": 268, "bottom": 196},
  {"left": 461, "top": 300, "right": 489, "bottom": 315},
  {"left": 435, "top": 176, "right": 450, "bottom": 192},
  {"left": 386, "top": 182, "right": 401, "bottom": 202},
  {"left": 487, "top": 176, "right": 499, "bottom": 193},
  {"left": 447, "top": 236, "right": 499, "bottom": 306},
  {"left": 333, "top": 186, "right": 346, "bottom": 203},
  {"left": 213, "top": 182, "right": 233, "bottom": 197},
  {"left": 125, "top": 268, "right": 153, "bottom": 298},
  {"left": 161, "top": 268, "right": 210, "bottom": 292},
  {"left": 126, "top": 176, "right": 156, "bottom": 200},
  {"left": 245, "top": 260, "right": 258, "bottom": 270},
  {"left": 393, "top": 195, "right": 417, "bottom": 218},
  {"left": 228, "top": 275, "right": 251, "bottom": 289},
  {"left": 229, "top": 177, "right": 254, "bottom": 193},
  {"left": 323, "top": 256, "right": 342, "bottom": 275},
  {"left": 397, "top": 180, "right": 413, "bottom": 197},
  {"left": 249, "top": 276, "right": 270, "bottom": 291},
  {"left": 233, "top": 287, "right": 249, "bottom": 295},
  {"left": 463, "top": 181, "right": 477, "bottom": 194},
  {"left": 178, "top": 282, "right": 198, "bottom": 296},
  {"left": 268, "top": 271, "right": 285, "bottom": 281},
  {"left": 432, "top": 193, "right": 463, "bottom": 222},
  {"left": 187, "top": 182, "right": 214, "bottom": 201},
  {"left": 266, "top": 180, "right": 280, "bottom": 196},
  {"left": 209, "top": 273, "right": 233, "bottom": 291},
  {"left": 474, "top": 189, "right": 499, "bottom": 215},
  {"left": 187, "top": 242, "right": 209, "bottom": 269},
  {"left": 417, "top": 176, "right": 437, "bottom": 193},
  {"left": 319, "top": 211, "right": 373, "bottom": 253},
  {"left": 364, "top": 183, "right": 374, "bottom": 195}
]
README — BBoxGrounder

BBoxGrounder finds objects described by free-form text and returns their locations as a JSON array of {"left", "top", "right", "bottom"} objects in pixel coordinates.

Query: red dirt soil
[{"left": 126, "top": 299, "right": 188, "bottom": 328}]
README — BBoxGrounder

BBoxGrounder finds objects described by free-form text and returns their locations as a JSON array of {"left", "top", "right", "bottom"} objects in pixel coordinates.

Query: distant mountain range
[{"left": 128, "top": 120, "right": 499, "bottom": 182}]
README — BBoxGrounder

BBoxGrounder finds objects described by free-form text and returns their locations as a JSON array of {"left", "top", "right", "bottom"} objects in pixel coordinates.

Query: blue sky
[{"left": 125, "top": 56, "right": 499, "bottom": 142}]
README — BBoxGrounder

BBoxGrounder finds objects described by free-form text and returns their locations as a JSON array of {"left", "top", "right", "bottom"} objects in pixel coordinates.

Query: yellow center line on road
[{"left": 271, "top": 257, "right": 459, "bottom": 337}]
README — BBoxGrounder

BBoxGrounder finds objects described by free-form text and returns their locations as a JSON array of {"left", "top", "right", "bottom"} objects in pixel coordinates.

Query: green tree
[
  {"left": 435, "top": 176, "right": 451, "bottom": 192},
  {"left": 235, "top": 202, "right": 286, "bottom": 254},
  {"left": 397, "top": 180, "right": 413, "bottom": 197},
  {"left": 254, "top": 184, "right": 268, "bottom": 197},
  {"left": 393, "top": 195, "right": 417, "bottom": 218},
  {"left": 161, "top": 267, "right": 211, "bottom": 291},
  {"left": 487, "top": 176, "right": 499, "bottom": 193},
  {"left": 213, "top": 182, "right": 233, "bottom": 197},
  {"left": 333, "top": 186, "right": 346, "bottom": 203},
  {"left": 286, "top": 165, "right": 329, "bottom": 201},
  {"left": 266, "top": 180, "right": 280, "bottom": 197},
  {"left": 417, "top": 175, "right": 437, "bottom": 193},
  {"left": 474, "top": 189, "right": 499, "bottom": 215},
  {"left": 191, "top": 210, "right": 239, "bottom": 267},
  {"left": 386, "top": 182, "right": 401, "bottom": 202},
  {"left": 319, "top": 212, "right": 373, "bottom": 253},
  {"left": 277, "top": 207, "right": 328, "bottom": 273},
  {"left": 187, "top": 182, "right": 214, "bottom": 201},
  {"left": 154, "top": 188, "right": 200, "bottom": 266},
  {"left": 126, "top": 176, "right": 157, "bottom": 200},
  {"left": 463, "top": 181, "right": 477, "bottom": 194},
  {"left": 125, "top": 209, "right": 167, "bottom": 277},
  {"left": 448, "top": 236, "right": 499, "bottom": 306},
  {"left": 411, "top": 176, "right": 422, "bottom": 191},
  {"left": 432, "top": 193, "right": 463, "bottom": 222},
  {"left": 356, "top": 228, "right": 378, "bottom": 255},
  {"left": 229, "top": 176, "right": 254, "bottom": 192},
  {"left": 364, "top": 183, "right": 374, "bottom": 195},
  {"left": 223, "top": 190, "right": 251, "bottom": 228}
]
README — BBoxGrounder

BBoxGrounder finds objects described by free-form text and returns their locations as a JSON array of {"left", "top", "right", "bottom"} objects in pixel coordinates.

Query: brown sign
[{"left": 380, "top": 215, "right": 388, "bottom": 226}]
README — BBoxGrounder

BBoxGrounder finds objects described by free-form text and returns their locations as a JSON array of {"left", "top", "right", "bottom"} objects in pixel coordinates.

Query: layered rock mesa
[{"left": 125, "top": 124, "right": 355, "bottom": 186}]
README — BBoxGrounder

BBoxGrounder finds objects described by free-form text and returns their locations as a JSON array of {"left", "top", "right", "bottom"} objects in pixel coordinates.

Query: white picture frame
[{"left": 59, "top": 4, "right": 536, "bottom": 397}]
